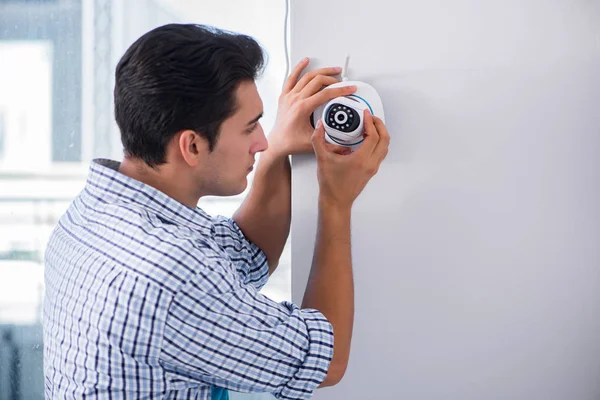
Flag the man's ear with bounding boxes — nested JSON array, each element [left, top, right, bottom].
[[178, 129, 208, 167]]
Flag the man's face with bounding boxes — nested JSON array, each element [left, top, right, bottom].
[[202, 80, 268, 196]]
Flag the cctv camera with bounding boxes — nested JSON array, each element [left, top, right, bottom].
[[312, 81, 385, 150]]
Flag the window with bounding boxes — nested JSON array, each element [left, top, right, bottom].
[[0, 1, 288, 398]]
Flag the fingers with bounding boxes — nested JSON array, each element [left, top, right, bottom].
[[352, 109, 379, 157], [282, 58, 310, 94], [304, 85, 357, 111], [371, 116, 390, 163], [298, 75, 340, 99], [292, 67, 342, 94], [351, 114, 390, 178], [311, 120, 353, 157]]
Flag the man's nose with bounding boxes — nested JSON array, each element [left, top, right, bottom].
[[251, 125, 268, 154]]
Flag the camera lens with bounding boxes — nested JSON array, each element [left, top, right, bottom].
[[334, 111, 348, 124], [325, 103, 360, 133]]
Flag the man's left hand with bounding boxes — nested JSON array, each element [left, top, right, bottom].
[[268, 58, 358, 157]]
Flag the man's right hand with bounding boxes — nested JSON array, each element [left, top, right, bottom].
[[311, 109, 390, 209]]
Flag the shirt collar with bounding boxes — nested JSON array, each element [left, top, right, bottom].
[[86, 158, 214, 232]]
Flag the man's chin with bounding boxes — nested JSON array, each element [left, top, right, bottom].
[[215, 179, 248, 197], [233, 182, 248, 196]]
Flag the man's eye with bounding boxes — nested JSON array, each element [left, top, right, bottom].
[[246, 123, 258, 134]]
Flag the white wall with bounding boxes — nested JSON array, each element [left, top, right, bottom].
[[290, 1, 600, 399]]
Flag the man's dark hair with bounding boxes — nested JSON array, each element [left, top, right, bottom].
[[114, 23, 265, 167]]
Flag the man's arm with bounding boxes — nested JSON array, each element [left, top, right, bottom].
[[233, 58, 357, 275], [161, 242, 335, 399], [232, 150, 291, 276], [302, 113, 390, 387], [301, 201, 353, 386]]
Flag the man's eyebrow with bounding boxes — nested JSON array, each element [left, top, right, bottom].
[[246, 112, 263, 126]]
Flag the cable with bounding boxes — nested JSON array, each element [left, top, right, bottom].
[[283, 0, 290, 90]]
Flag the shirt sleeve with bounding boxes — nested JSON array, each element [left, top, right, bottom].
[[211, 215, 269, 290], [159, 245, 334, 400]]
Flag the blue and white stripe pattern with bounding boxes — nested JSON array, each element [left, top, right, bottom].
[[43, 159, 333, 399]]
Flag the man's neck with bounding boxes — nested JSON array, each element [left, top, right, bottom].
[[118, 157, 200, 209]]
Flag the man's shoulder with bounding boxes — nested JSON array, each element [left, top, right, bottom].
[[51, 195, 229, 293]]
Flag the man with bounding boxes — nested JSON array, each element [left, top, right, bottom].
[[43, 23, 389, 399]]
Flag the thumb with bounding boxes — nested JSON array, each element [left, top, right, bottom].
[[312, 120, 353, 157], [311, 120, 327, 156]]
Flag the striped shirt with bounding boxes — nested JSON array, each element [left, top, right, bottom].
[[43, 158, 334, 399]]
